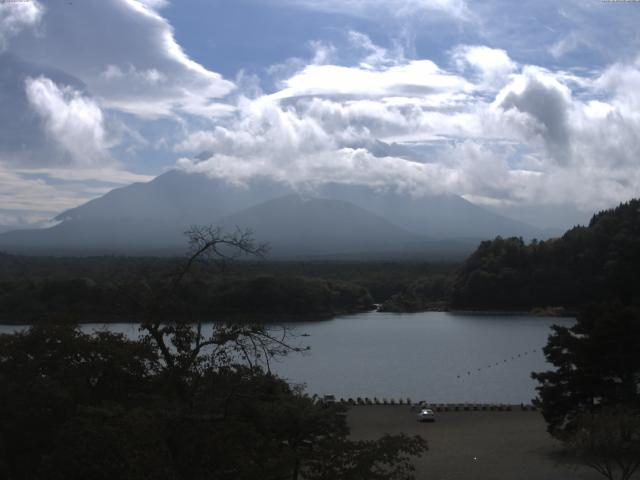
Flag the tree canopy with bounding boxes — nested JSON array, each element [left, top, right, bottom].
[[532, 304, 640, 436], [451, 199, 640, 310]]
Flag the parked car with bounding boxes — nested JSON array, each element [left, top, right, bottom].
[[417, 408, 435, 422]]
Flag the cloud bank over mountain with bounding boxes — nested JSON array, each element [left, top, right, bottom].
[[1, 0, 639, 231], [177, 35, 640, 213]]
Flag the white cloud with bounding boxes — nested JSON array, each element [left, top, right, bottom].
[[452, 45, 516, 90], [25, 76, 112, 166], [14, 166, 154, 185], [9, 0, 235, 119], [347, 31, 402, 69], [175, 35, 640, 213], [273, 60, 473, 100], [4, 1, 640, 221], [0, 167, 106, 214], [282, 0, 471, 21], [0, 0, 44, 51]]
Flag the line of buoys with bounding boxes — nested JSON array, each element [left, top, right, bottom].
[[340, 397, 414, 406], [455, 348, 542, 379], [334, 399, 538, 411]]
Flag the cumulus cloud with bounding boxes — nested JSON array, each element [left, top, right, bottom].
[[496, 68, 573, 164], [25, 76, 112, 166], [4, 0, 640, 225], [175, 34, 640, 213], [8, 0, 235, 119], [0, 0, 44, 51], [452, 45, 516, 90], [0, 0, 234, 227]]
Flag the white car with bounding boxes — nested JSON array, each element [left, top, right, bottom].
[[417, 408, 435, 422]]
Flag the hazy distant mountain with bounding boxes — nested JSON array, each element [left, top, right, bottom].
[[316, 183, 545, 240], [0, 169, 549, 257], [55, 170, 287, 225], [485, 203, 591, 234], [218, 194, 421, 257]]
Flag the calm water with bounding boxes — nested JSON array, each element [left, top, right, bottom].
[[0, 312, 572, 404]]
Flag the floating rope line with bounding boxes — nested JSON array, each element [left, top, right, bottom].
[[455, 348, 542, 379]]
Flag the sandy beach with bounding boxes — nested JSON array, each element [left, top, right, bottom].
[[348, 406, 602, 480]]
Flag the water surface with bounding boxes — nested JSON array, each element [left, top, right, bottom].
[[0, 311, 572, 404]]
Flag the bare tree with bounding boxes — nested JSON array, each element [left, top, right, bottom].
[[139, 226, 305, 395]]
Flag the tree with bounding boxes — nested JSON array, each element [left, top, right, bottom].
[[0, 325, 159, 479], [532, 304, 640, 437], [562, 408, 640, 480]]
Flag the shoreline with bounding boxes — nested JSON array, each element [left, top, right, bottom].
[[0, 307, 576, 327]]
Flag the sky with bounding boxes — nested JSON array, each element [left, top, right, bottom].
[[1, 0, 640, 230]]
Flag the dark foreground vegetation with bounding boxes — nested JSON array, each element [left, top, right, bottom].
[[0, 227, 427, 480], [0, 323, 428, 480]]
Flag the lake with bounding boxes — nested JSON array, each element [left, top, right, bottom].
[[0, 311, 572, 404]]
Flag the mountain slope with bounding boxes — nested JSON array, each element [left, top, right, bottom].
[[217, 194, 422, 257], [55, 170, 288, 225], [317, 183, 544, 240], [0, 169, 548, 256]]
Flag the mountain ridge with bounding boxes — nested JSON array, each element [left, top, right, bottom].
[[0, 170, 550, 258]]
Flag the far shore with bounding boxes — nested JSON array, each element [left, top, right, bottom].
[[0, 307, 577, 327], [347, 405, 599, 480]]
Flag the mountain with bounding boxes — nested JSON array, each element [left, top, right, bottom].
[[316, 183, 544, 240], [0, 171, 289, 254], [55, 170, 287, 226], [0, 169, 549, 257], [218, 194, 421, 258]]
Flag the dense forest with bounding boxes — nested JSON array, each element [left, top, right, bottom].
[[0, 274, 375, 324], [450, 199, 640, 310], [0, 254, 454, 323]]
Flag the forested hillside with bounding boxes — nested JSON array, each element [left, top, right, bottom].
[[450, 199, 640, 310]]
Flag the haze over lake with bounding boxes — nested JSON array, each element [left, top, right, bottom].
[[0, 312, 572, 404]]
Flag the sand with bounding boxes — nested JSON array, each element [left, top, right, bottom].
[[347, 405, 602, 480]]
